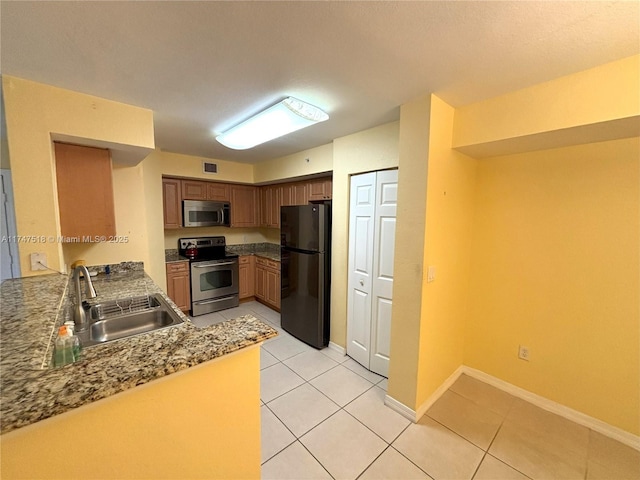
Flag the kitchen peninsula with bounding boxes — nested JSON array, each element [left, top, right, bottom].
[[0, 262, 277, 479]]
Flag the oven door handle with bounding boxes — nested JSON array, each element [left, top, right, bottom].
[[193, 261, 236, 268], [195, 295, 238, 305]]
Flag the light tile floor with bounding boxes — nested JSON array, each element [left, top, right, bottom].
[[193, 302, 640, 480]]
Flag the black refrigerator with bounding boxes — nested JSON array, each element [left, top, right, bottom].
[[280, 204, 330, 348]]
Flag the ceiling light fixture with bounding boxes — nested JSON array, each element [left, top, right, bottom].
[[215, 97, 329, 150]]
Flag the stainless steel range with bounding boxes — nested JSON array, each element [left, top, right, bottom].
[[178, 236, 239, 316]]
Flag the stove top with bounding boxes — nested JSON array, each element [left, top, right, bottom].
[[178, 236, 238, 262]]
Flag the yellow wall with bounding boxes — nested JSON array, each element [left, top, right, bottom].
[[331, 122, 400, 346], [453, 55, 640, 158], [386, 98, 431, 408], [1, 76, 154, 276], [416, 96, 477, 406], [254, 143, 333, 184], [1, 346, 262, 479], [387, 95, 477, 413], [465, 137, 640, 435]]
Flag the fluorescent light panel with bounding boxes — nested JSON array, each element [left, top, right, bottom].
[[216, 97, 329, 150]]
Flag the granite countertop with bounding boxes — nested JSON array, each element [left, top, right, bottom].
[[0, 263, 277, 435], [165, 243, 281, 263], [226, 242, 281, 262]]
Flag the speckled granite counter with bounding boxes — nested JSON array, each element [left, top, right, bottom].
[[165, 249, 188, 263], [227, 242, 281, 261], [0, 264, 277, 434]]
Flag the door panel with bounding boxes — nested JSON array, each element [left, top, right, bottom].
[[347, 172, 375, 367], [372, 297, 392, 365], [350, 289, 370, 351], [370, 170, 398, 377]]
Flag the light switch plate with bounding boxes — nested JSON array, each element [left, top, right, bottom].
[[427, 265, 436, 283]]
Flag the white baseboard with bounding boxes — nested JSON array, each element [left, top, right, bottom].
[[384, 364, 639, 451], [384, 365, 465, 422], [328, 341, 346, 356], [460, 366, 640, 452]]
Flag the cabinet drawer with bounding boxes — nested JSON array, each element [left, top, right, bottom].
[[256, 257, 279, 270], [239, 256, 252, 265], [167, 261, 189, 273]]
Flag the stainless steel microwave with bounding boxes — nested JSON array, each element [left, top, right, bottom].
[[183, 200, 231, 227]]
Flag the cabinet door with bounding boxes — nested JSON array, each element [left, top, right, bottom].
[[182, 180, 208, 200], [270, 186, 281, 228], [291, 182, 308, 205], [261, 185, 281, 228], [238, 256, 255, 299], [207, 183, 229, 201], [162, 178, 182, 229], [230, 185, 259, 227], [166, 262, 191, 312], [260, 187, 272, 227], [266, 268, 281, 309], [255, 265, 266, 300], [279, 184, 293, 207], [55, 143, 116, 239], [308, 178, 332, 201]]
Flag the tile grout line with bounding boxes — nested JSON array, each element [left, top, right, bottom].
[[262, 346, 398, 479], [386, 443, 435, 480]]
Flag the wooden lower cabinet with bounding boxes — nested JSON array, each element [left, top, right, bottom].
[[238, 256, 255, 300], [166, 261, 191, 312], [255, 257, 280, 310]]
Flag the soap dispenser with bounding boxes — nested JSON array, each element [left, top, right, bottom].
[[53, 326, 74, 367]]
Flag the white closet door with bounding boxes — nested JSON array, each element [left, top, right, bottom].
[[347, 170, 398, 377], [346, 172, 376, 368], [369, 169, 398, 377]]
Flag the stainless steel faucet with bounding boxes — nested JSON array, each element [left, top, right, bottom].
[[72, 265, 97, 332]]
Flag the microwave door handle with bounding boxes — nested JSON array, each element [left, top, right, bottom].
[[221, 207, 226, 226]]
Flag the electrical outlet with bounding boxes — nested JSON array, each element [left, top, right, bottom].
[[518, 345, 530, 361], [30, 252, 48, 271]]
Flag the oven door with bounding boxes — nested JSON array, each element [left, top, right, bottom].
[[190, 260, 239, 303]]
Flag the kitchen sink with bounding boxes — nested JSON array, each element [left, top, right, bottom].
[[76, 294, 184, 348]]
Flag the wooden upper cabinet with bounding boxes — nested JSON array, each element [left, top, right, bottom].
[[292, 182, 308, 205], [308, 177, 332, 201], [207, 183, 229, 201], [230, 185, 259, 227], [181, 180, 208, 200], [281, 181, 308, 206], [162, 178, 182, 229], [260, 185, 281, 228], [182, 179, 229, 201], [54, 143, 116, 239]]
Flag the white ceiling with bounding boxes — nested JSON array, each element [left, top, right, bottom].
[[1, 1, 638, 164]]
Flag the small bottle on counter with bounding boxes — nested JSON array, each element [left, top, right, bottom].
[[64, 321, 82, 361], [53, 326, 75, 367]]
